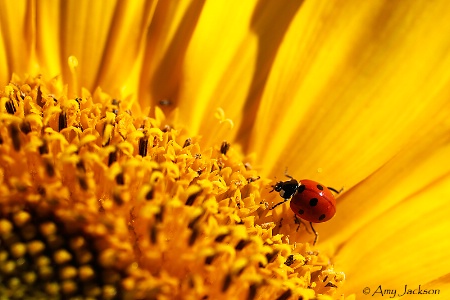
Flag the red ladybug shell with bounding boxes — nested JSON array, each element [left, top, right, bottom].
[[289, 179, 336, 223]]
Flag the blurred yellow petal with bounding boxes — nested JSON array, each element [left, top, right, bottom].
[[0, 22, 10, 82], [0, 0, 36, 79], [318, 116, 450, 297], [96, 0, 157, 95], [322, 114, 450, 243], [250, 1, 450, 188], [35, 0, 62, 78], [182, 1, 306, 141], [178, 0, 259, 136], [340, 184, 450, 297], [139, 0, 207, 109], [59, 0, 117, 90]]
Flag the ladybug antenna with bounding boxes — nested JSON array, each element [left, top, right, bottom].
[[283, 168, 293, 179], [268, 175, 279, 193]]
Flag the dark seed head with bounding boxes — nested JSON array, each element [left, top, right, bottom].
[[58, 112, 67, 132], [183, 138, 192, 148], [139, 138, 148, 157], [220, 141, 230, 155]]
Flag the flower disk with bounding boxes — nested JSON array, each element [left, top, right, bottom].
[[0, 75, 345, 299]]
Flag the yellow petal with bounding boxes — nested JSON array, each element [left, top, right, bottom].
[[138, 0, 208, 108], [250, 0, 450, 188], [35, 0, 62, 77], [319, 120, 450, 297], [96, 0, 157, 96], [59, 0, 118, 90], [337, 178, 450, 298], [0, 0, 36, 79], [0, 26, 10, 83], [181, 0, 257, 136]]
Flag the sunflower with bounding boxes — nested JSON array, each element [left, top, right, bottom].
[[1, 1, 450, 299]]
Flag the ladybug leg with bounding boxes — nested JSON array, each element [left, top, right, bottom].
[[294, 215, 312, 234], [270, 199, 288, 210], [327, 187, 343, 194], [309, 222, 319, 245], [294, 215, 301, 231]]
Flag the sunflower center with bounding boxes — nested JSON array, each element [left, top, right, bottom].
[[0, 208, 125, 299], [0, 75, 346, 299]]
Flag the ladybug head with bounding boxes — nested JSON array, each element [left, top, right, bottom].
[[270, 181, 283, 193], [270, 179, 299, 200]]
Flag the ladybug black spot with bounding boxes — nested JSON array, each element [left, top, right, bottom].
[[298, 209, 304, 215], [319, 214, 326, 221], [309, 198, 318, 206], [297, 185, 306, 193], [317, 184, 324, 190]]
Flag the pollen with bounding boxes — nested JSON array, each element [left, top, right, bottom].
[[0, 75, 347, 299]]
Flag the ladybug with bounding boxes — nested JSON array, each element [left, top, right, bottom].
[[270, 175, 340, 245]]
